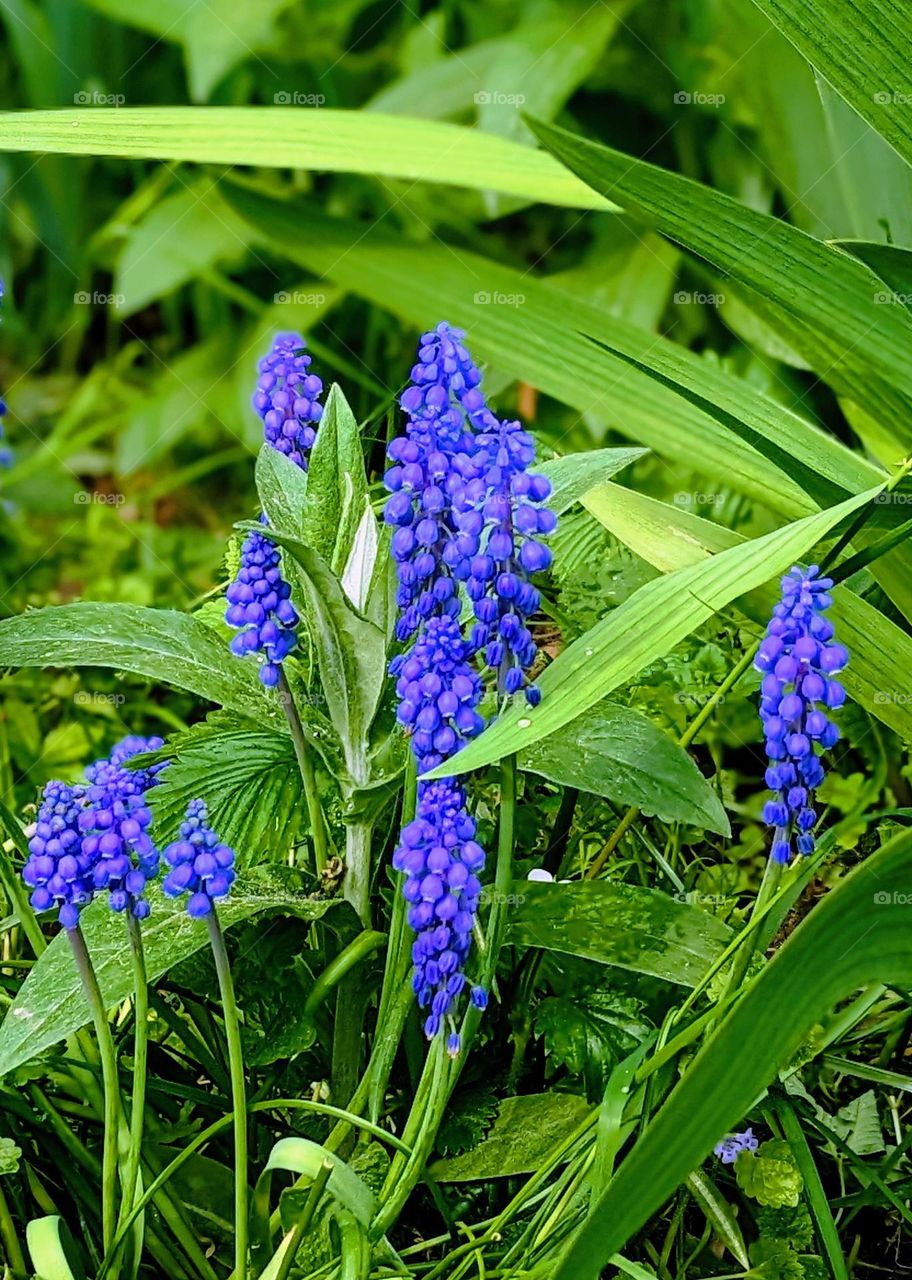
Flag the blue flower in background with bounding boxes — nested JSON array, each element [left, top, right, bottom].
[[162, 799, 236, 918], [227, 333, 324, 684], [252, 332, 323, 471], [714, 1128, 759, 1164], [755, 565, 848, 864], [23, 781, 94, 929]]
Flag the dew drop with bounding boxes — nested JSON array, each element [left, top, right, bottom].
[[517, 717, 532, 729]]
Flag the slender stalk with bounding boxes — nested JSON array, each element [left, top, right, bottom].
[[120, 913, 149, 1222], [273, 1161, 333, 1280], [206, 912, 248, 1280], [277, 669, 329, 874], [331, 818, 374, 1107], [67, 924, 120, 1258], [725, 852, 783, 995], [0, 1183, 25, 1275]]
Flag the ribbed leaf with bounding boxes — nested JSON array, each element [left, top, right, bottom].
[[551, 825, 912, 1279], [426, 487, 880, 778]]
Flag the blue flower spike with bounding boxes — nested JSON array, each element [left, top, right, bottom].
[[252, 332, 323, 471], [162, 800, 236, 919], [755, 564, 848, 864], [23, 781, 94, 929]]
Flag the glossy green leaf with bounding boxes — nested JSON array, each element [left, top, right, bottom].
[[749, 0, 912, 170], [833, 238, 912, 313], [0, 603, 279, 728], [518, 702, 729, 834], [430, 1093, 592, 1182], [507, 880, 731, 988], [585, 481, 912, 741], [685, 1170, 750, 1270], [0, 108, 615, 210], [529, 115, 912, 438], [261, 1138, 375, 1227], [427, 486, 880, 778], [301, 384, 368, 575], [0, 869, 348, 1077], [551, 825, 912, 1280], [539, 447, 648, 515], [256, 444, 309, 542]]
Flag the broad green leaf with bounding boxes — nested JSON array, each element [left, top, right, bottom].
[[0, 603, 279, 728], [225, 187, 883, 519], [256, 444, 308, 541], [148, 716, 303, 861], [26, 1216, 82, 1280], [0, 869, 349, 1077], [240, 525, 386, 782], [528, 116, 912, 439], [539, 447, 648, 515], [749, 0, 912, 171], [0, 108, 615, 211], [507, 880, 731, 988], [586, 481, 912, 741], [260, 1138, 375, 1227], [519, 702, 730, 835], [833, 238, 912, 314], [427, 486, 880, 778], [551, 825, 912, 1280], [301, 384, 368, 574], [685, 1171, 750, 1269], [429, 1093, 592, 1182]]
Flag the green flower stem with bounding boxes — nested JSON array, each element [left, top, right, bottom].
[[120, 913, 149, 1226], [725, 853, 783, 996], [206, 911, 248, 1280], [303, 929, 387, 1018], [66, 923, 121, 1259], [332, 817, 374, 1107], [277, 668, 329, 875], [0, 1182, 25, 1275], [272, 1160, 333, 1280]]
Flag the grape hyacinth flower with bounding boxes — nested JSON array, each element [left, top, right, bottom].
[[252, 332, 323, 471], [714, 1128, 759, 1164], [456, 416, 556, 703], [80, 735, 166, 919], [755, 565, 848, 864], [162, 800, 236, 918], [22, 781, 94, 928], [393, 778, 488, 1048]]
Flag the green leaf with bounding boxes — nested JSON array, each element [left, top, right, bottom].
[[300, 384, 368, 575], [518, 702, 730, 835], [0, 603, 279, 728], [507, 880, 731, 988], [833, 239, 912, 314], [255, 444, 309, 542], [585, 481, 912, 741], [685, 1170, 750, 1270], [260, 1137, 375, 1227], [26, 1216, 83, 1280], [536, 990, 651, 1097], [0, 868, 349, 1077], [748, 0, 912, 170], [0, 108, 616, 210], [0, 1136, 21, 1175], [539, 447, 648, 516], [427, 486, 880, 778], [549, 824, 912, 1280], [528, 115, 912, 438], [237, 525, 385, 783], [429, 1093, 592, 1182], [148, 715, 304, 860], [736, 1140, 804, 1208]]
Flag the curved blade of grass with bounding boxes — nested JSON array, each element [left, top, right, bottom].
[[776, 1099, 849, 1280], [551, 825, 912, 1280], [0, 107, 615, 211]]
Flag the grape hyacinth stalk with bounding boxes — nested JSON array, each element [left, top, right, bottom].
[[755, 565, 848, 865], [163, 802, 246, 1277]]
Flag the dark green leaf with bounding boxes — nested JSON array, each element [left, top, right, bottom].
[[429, 1093, 592, 1182]]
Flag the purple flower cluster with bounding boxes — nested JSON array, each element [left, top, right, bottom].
[[162, 800, 236, 919], [252, 332, 323, 470], [22, 735, 166, 927], [226, 333, 324, 685], [755, 565, 848, 864], [714, 1128, 758, 1164], [386, 322, 557, 1054]]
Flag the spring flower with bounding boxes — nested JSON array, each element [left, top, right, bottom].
[[227, 334, 324, 684], [714, 1128, 759, 1164], [162, 799, 236, 918], [22, 781, 94, 928], [755, 565, 848, 864], [252, 332, 323, 471], [393, 778, 488, 1053], [79, 735, 166, 919], [456, 416, 556, 703]]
